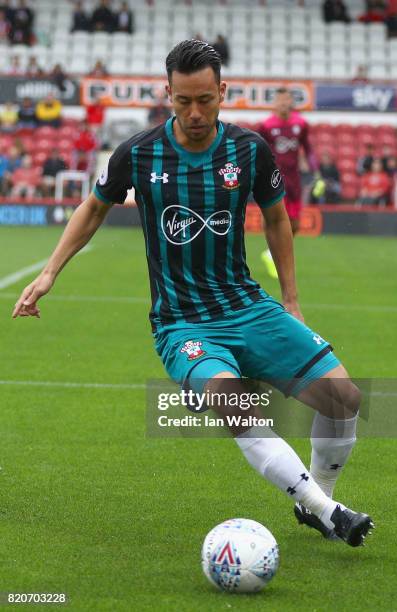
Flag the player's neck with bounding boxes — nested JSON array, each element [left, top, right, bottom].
[[276, 111, 291, 121], [172, 120, 218, 152]]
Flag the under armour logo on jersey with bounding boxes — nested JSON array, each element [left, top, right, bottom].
[[313, 334, 324, 345], [150, 172, 169, 183]]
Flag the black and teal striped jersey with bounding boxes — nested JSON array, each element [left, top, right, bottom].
[[94, 117, 285, 333]]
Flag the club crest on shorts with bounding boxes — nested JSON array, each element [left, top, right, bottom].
[[180, 340, 206, 360], [219, 162, 241, 190]]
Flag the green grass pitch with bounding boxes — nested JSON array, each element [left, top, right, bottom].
[[0, 226, 396, 611]]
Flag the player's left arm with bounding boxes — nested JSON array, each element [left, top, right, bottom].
[[261, 201, 304, 322], [252, 136, 303, 322], [301, 121, 318, 173]]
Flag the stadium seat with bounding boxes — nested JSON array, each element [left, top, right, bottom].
[[36, 126, 57, 139], [36, 139, 53, 152], [337, 145, 357, 159], [338, 158, 357, 172]]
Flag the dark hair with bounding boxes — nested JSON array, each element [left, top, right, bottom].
[[275, 87, 291, 96], [166, 39, 221, 83]]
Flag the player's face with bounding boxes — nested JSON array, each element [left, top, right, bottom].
[[166, 67, 226, 150], [274, 92, 293, 117]]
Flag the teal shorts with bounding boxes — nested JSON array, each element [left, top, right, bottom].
[[154, 296, 340, 397]]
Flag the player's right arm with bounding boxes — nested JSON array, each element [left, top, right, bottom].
[[12, 140, 133, 319], [12, 192, 111, 318]]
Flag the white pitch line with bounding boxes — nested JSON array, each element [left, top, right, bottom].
[[0, 380, 145, 390], [0, 245, 93, 290]]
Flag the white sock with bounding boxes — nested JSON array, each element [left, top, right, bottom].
[[310, 412, 357, 498], [235, 426, 341, 528]]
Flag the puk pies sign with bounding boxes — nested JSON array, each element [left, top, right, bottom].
[[81, 77, 314, 110]]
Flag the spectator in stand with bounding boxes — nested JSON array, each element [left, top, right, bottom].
[[73, 121, 98, 173], [0, 0, 14, 26], [359, 0, 387, 22], [6, 55, 24, 75], [71, 0, 90, 32], [35, 93, 63, 128], [115, 1, 134, 33], [85, 93, 106, 142], [312, 151, 341, 203], [2, 144, 22, 193], [89, 59, 109, 77], [26, 55, 44, 76], [50, 64, 68, 93], [17, 96, 37, 128], [10, 154, 40, 198], [322, 0, 351, 22], [357, 143, 375, 175], [91, 0, 115, 33], [0, 144, 9, 195], [40, 148, 68, 197], [212, 34, 230, 66], [352, 64, 370, 84], [385, 0, 397, 36], [10, 0, 34, 45], [147, 90, 171, 128], [359, 158, 391, 205], [0, 101, 18, 132], [0, 9, 11, 43], [381, 145, 397, 175]]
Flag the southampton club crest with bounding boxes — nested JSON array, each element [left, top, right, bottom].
[[180, 340, 206, 361], [219, 162, 241, 190]]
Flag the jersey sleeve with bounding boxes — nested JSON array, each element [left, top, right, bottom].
[[252, 137, 285, 209], [93, 141, 133, 205]]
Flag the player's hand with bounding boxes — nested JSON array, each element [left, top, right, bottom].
[[12, 272, 54, 319], [283, 300, 304, 323]]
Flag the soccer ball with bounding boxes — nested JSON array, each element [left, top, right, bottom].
[[201, 518, 279, 593]]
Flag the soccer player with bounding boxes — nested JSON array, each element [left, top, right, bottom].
[[258, 87, 318, 278], [12, 40, 373, 547]]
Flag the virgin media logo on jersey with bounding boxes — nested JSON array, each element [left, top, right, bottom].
[[274, 136, 299, 154], [161, 205, 232, 245]]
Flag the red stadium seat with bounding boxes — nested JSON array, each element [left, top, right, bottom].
[[341, 183, 359, 201], [0, 135, 13, 148], [59, 126, 79, 139], [378, 124, 396, 135], [57, 139, 74, 153], [338, 158, 357, 172], [337, 145, 357, 159], [14, 127, 35, 138], [316, 132, 335, 145], [32, 151, 48, 166], [36, 126, 58, 139], [336, 132, 355, 146], [315, 144, 337, 158], [379, 133, 397, 147], [19, 138, 35, 153], [335, 124, 356, 134], [315, 123, 335, 134], [36, 138, 53, 152]]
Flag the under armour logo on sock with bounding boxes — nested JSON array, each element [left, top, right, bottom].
[[330, 463, 342, 470], [287, 473, 309, 495]]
